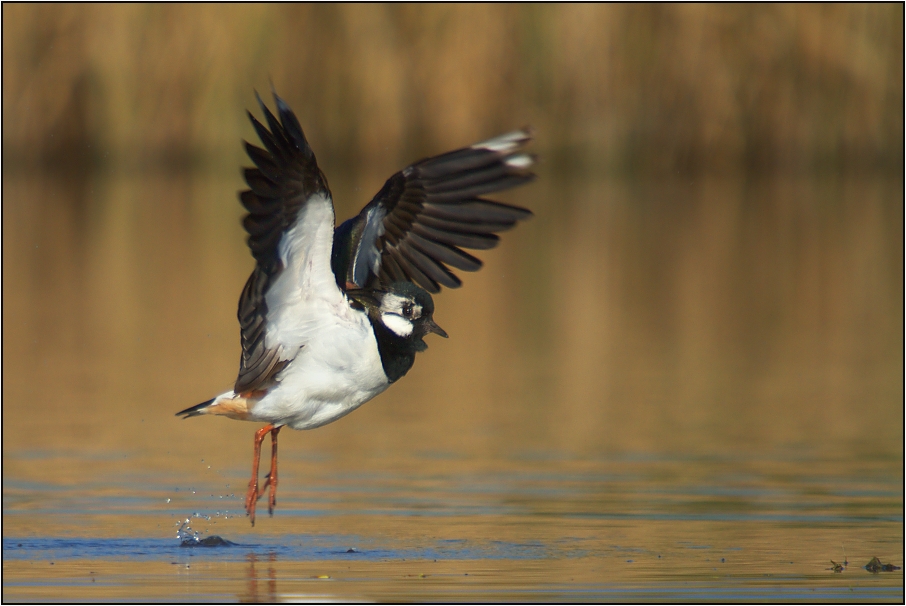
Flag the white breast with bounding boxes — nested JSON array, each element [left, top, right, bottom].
[[249, 304, 390, 430], [244, 192, 391, 430]]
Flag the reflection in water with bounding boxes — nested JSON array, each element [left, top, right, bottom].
[[2, 450, 902, 601], [2, 169, 902, 600], [243, 552, 278, 603], [2, 170, 900, 460]]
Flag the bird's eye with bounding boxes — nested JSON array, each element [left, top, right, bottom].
[[402, 303, 413, 318]]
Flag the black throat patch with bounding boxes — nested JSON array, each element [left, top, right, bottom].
[[370, 319, 426, 383]]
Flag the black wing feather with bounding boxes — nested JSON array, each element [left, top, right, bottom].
[[411, 223, 499, 250], [332, 129, 535, 293], [422, 199, 532, 223], [234, 93, 331, 394]]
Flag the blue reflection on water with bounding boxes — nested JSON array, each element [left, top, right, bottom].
[[2, 535, 550, 563]]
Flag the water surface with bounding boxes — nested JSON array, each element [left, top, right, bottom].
[[3, 170, 902, 601], [4, 449, 903, 602]]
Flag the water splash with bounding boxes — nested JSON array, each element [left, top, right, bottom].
[[175, 513, 238, 547], [175, 517, 200, 544]]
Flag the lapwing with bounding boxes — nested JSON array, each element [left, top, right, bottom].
[[178, 92, 535, 525]]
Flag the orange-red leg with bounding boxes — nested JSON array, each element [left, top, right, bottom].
[[245, 424, 276, 526], [259, 426, 281, 516]]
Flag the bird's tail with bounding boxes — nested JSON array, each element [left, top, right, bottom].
[[176, 392, 251, 421], [176, 397, 217, 419]]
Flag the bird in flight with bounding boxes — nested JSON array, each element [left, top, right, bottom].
[[177, 92, 535, 525]]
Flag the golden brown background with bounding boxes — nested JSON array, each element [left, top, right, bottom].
[[3, 4, 903, 474]]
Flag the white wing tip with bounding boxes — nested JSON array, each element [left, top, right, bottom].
[[505, 153, 534, 169], [472, 128, 533, 153]]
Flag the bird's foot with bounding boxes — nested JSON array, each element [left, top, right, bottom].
[[245, 478, 259, 526], [260, 473, 277, 515]]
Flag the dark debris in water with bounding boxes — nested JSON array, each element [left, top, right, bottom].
[[828, 556, 901, 574], [864, 557, 900, 573], [180, 535, 237, 548], [828, 547, 848, 572]]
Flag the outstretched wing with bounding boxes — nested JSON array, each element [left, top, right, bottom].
[[234, 93, 341, 394], [331, 130, 535, 293]]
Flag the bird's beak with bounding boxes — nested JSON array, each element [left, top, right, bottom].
[[426, 318, 448, 338]]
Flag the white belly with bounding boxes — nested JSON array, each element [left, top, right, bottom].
[[248, 311, 390, 430]]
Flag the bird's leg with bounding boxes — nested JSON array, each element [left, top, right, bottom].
[[245, 424, 275, 526], [259, 426, 281, 516]]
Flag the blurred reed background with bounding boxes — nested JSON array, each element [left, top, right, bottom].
[[2, 4, 903, 468], [3, 4, 903, 174]]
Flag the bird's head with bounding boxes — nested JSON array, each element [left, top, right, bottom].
[[377, 282, 447, 346], [348, 282, 447, 350]]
